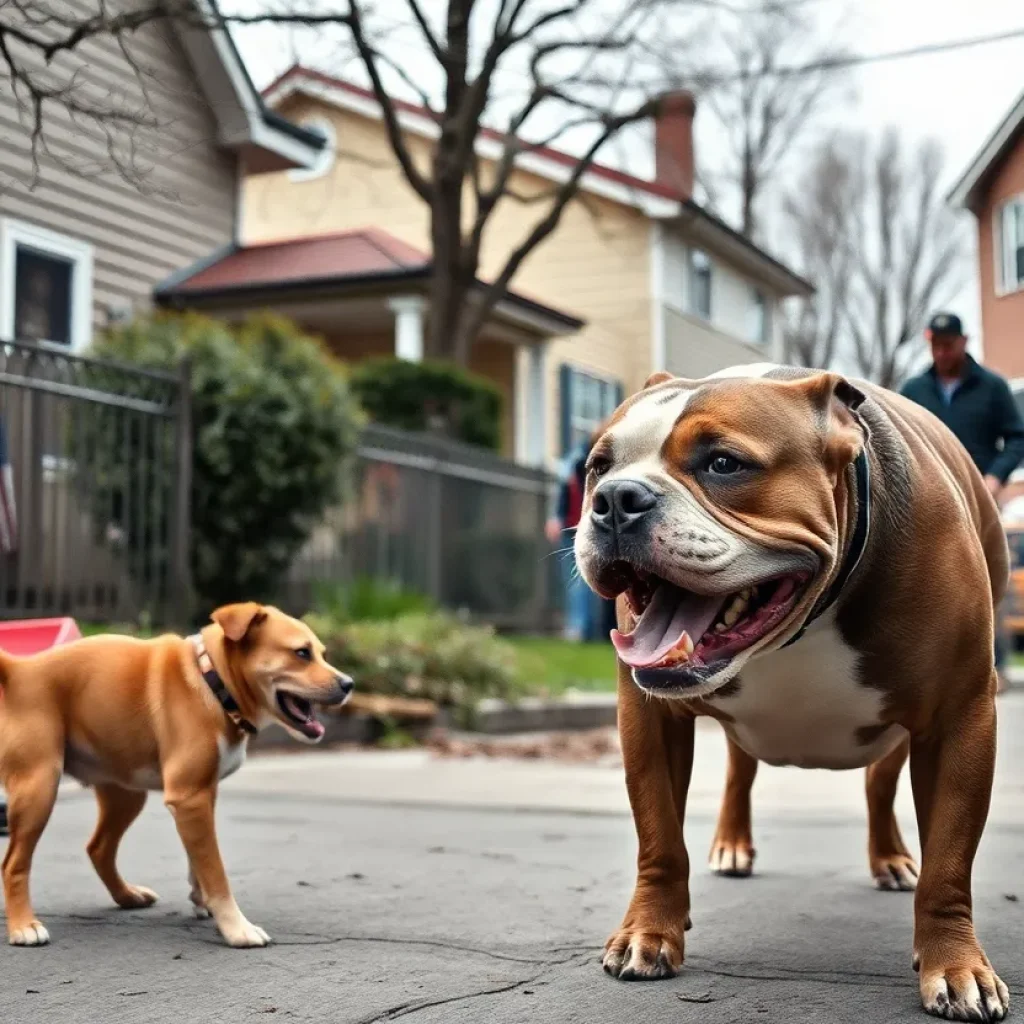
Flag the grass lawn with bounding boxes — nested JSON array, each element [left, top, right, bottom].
[[506, 636, 618, 695]]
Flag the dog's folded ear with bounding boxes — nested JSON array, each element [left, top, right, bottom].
[[643, 371, 674, 390], [787, 372, 867, 480], [212, 602, 268, 643]]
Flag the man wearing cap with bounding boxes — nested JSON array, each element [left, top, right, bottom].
[[900, 312, 1024, 689]]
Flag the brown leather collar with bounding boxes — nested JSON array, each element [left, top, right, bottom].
[[190, 634, 258, 736]]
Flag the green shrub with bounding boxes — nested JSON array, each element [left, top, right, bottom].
[[89, 312, 361, 614], [306, 611, 522, 725], [349, 357, 502, 450], [313, 578, 436, 622]]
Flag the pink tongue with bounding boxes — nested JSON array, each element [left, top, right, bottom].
[[612, 583, 725, 668], [307, 719, 325, 739]]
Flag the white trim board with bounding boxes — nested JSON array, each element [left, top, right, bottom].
[[0, 218, 93, 352]]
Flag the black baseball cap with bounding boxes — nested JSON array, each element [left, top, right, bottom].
[[927, 312, 965, 338]]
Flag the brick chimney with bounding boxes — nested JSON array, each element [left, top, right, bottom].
[[654, 91, 696, 199]]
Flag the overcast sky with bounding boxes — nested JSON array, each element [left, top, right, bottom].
[[237, 0, 1024, 353]]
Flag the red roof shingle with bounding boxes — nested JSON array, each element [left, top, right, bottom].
[[175, 227, 429, 293]]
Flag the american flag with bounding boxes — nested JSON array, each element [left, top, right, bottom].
[[0, 420, 17, 554]]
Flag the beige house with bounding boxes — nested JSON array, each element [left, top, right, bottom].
[[0, 14, 324, 351], [181, 67, 812, 467]]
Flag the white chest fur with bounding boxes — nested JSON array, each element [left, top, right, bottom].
[[713, 611, 906, 769], [217, 735, 248, 781]]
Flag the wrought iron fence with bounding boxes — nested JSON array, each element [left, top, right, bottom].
[[284, 424, 559, 631], [0, 340, 191, 624]]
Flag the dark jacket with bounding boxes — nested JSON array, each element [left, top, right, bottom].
[[899, 356, 1024, 483]]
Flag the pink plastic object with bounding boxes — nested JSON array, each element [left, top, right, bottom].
[[0, 617, 82, 656]]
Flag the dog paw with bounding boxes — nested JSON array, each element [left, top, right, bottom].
[[872, 854, 918, 892], [920, 962, 1009, 1021], [603, 929, 683, 981], [192, 904, 212, 920], [219, 918, 271, 949], [709, 840, 754, 877], [9, 921, 50, 947], [116, 885, 160, 910]]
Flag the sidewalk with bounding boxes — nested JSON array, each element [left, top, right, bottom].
[[8, 695, 1023, 1024]]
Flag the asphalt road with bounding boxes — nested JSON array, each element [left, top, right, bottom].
[[3, 700, 1024, 1024]]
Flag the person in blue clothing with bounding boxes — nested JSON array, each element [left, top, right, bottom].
[[899, 311, 1024, 690], [545, 432, 616, 642]]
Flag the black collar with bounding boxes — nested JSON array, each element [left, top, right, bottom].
[[781, 447, 872, 649], [190, 634, 258, 735]]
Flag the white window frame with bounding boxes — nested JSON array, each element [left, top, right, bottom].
[[566, 366, 619, 454], [287, 116, 337, 182], [0, 218, 93, 352], [747, 287, 771, 346], [995, 195, 1024, 297], [688, 248, 712, 321]]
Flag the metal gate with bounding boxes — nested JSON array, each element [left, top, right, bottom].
[[0, 340, 191, 625]]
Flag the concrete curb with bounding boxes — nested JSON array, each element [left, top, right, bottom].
[[248, 692, 619, 749], [472, 692, 617, 735]]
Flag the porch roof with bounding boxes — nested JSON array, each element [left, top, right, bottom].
[[154, 227, 585, 339]]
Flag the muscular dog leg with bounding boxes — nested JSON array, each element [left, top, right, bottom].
[[865, 736, 918, 891], [709, 734, 757, 877], [910, 688, 1008, 1021], [603, 665, 694, 981]]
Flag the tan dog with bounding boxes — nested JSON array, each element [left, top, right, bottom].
[[0, 602, 351, 949], [574, 365, 1009, 1020]]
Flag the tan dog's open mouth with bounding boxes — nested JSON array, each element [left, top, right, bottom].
[[608, 564, 810, 686], [275, 691, 327, 740]]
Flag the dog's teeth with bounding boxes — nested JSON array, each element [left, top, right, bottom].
[[681, 634, 694, 655], [714, 622, 728, 633], [723, 607, 740, 626]]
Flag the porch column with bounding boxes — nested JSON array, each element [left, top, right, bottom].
[[526, 342, 548, 467], [388, 295, 426, 362]]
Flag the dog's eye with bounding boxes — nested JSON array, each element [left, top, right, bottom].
[[295, 646, 313, 661], [588, 456, 611, 478], [707, 454, 744, 476]]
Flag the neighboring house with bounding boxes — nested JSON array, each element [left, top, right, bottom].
[[950, 87, 1024, 500], [950, 87, 1024, 387], [192, 67, 811, 467], [0, 15, 324, 352]]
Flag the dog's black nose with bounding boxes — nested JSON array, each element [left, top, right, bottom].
[[591, 479, 659, 534], [336, 674, 354, 696]]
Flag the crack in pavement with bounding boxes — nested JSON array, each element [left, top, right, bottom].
[[354, 952, 592, 1023]]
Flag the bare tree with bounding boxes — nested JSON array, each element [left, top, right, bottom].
[[696, 1, 852, 240], [781, 128, 965, 388], [0, 0, 713, 365], [846, 129, 964, 388], [780, 136, 858, 369]]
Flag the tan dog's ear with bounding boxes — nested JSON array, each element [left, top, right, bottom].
[[643, 371, 674, 390], [788, 372, 866, 480], [211, 602, 268, 643]]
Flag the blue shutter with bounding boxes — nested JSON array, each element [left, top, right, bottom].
[[613, 380, 625, 410], [559, 364, 574, 455]]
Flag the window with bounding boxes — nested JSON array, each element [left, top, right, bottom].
[[747, 289, 771, 345], [688, 248, 712, 320], [559, 366, 622, 454], [288, 117, 337, 182], [0, 219, 93, 351], [998, 198, 1024, 294]]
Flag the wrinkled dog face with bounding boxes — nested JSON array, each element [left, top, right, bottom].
[[212, 603, 353, 742], [573, 366, 866, 698]]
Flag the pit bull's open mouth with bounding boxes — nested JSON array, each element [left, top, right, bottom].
[[275, 691, 326, 740], [609, 564, 809, 677]]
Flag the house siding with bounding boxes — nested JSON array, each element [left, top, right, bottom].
[[0, 13, 237, 336], [662, 307, 767, 379], [243, 97, 651, 464], [978, 136, 1024, 378]]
